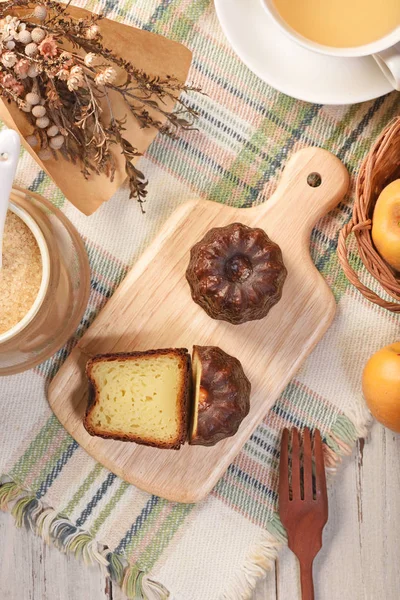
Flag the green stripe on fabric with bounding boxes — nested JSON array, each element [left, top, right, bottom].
[[317, 249, 351, 303], [347, 248, 367, 275], [352, 94, 400, 162], [266, 512, 288, 543], [29, 172, 65, 209], [32, 434, 74, 489], [323, 104, 363, 156], [214, 466, 275, 527], [333, 96, 390, 172], [135, 503, 195, 571], [84, 0, 97, 12], [90, 481, 130, 536], [245, 443, 278, 470], [330, 414, 358, 446], [85, 242, 128, 286], [48, 188, 65, 209], [117, 0, 136, 22], [10, 415, 63, 483], [62, 463, 104, 517], [208, 100, 320, 206], [282, 381, 338, 426], [123, 498, 169, 557], [169, 1, 210, 44], [151, 0, 209, 43]]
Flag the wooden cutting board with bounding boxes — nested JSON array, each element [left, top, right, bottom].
[[48, 147, 349, 503]]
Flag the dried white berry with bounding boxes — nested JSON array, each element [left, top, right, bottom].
[[33, 6, 47, 21], [20, 102, 31, 113], [1, 52, 17, 68], [36, 116, 50, 129], [85, 24, 99, 40], [31, 27, 46, 43], [56, 68, 69, 81], [32, 104, 46, 117], [40, 97, 46, 105], [94, 72, 105, 86], [49, 135, 64, 149], [25, 92, 40, 105], [84, 52, 96, 67], [70, 65, 83, 77], [38, 148, 52, 161], [18, 29, 32, 44], [5, 41, 15, 50], [67, 76, 81, 92], [46, 125, 59, 137], [26, 134, 38, 147], [25, 42, 38, 57], [27, 64, 40, 78], [95, 66, 116, 87]]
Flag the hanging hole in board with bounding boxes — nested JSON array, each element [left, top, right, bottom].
[[0, 152, 9, 162], [307, 172, 322, 187]]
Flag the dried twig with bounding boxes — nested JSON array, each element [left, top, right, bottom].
[[0, 0, 200, 206]]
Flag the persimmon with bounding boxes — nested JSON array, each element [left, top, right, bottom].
[[372, 179, 400, 271], [362, 343, 400, 433]]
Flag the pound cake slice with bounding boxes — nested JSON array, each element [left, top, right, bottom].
[[84, 349, 191, 449]]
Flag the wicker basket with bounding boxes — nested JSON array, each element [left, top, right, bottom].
[[337, 117, 400, 312]]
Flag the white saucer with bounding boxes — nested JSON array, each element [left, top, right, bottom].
[[214, 0, 394, 104]]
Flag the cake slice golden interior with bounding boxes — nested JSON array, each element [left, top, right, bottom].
[[84, 349, 190, 449], [190, 348, 202, 442]]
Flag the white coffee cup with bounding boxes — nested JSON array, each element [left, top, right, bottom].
[[260, 0, 400, 91]]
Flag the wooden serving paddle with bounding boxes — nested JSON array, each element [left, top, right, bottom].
[[48, 147, 348, 503], [279, 428, 329, 600]]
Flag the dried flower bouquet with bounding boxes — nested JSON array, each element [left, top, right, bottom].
[[0, 1, 197, 212]]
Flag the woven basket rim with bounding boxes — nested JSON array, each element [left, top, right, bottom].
[[337, 116, 400, 312]]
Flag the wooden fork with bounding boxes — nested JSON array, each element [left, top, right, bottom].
[[279, 428, 328, 600]]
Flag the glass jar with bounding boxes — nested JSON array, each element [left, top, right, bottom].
[[0, 186, 90, 375]]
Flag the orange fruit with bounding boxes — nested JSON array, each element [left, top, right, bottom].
[[372, 179, 400, 271], [362, 342, 400, 433]]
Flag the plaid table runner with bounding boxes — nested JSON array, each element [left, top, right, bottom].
[[1, 1, 399, 599]]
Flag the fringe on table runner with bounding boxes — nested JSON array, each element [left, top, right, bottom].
[[0, 405, 371, 600], [0, 479, 168, 600]]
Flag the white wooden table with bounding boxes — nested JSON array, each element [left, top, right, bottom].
[[1, 423, 399, 600]]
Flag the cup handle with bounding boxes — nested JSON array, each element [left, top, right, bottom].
[[373, 43, 400, 91]]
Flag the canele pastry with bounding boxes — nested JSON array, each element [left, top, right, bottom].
[[186, 222, 287, 324], [190, 345, 251, 446]]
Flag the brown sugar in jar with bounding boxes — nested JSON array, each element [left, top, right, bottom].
[[0, 210, 42, 335], [0, 187, 90, 376]]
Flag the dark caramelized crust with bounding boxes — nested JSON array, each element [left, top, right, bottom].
[[186, 222, 287, 324], [84, 349, 191, 449], [190, 345, 251, 446]]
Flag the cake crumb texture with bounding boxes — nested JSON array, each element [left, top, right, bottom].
[[84, 350, 190, 448]]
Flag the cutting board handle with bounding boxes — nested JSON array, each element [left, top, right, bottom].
[[249, 147, 349, 244]]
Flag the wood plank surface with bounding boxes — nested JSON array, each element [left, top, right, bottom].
[[2, 423, 400, 599], [48, 147, 349, 503]]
